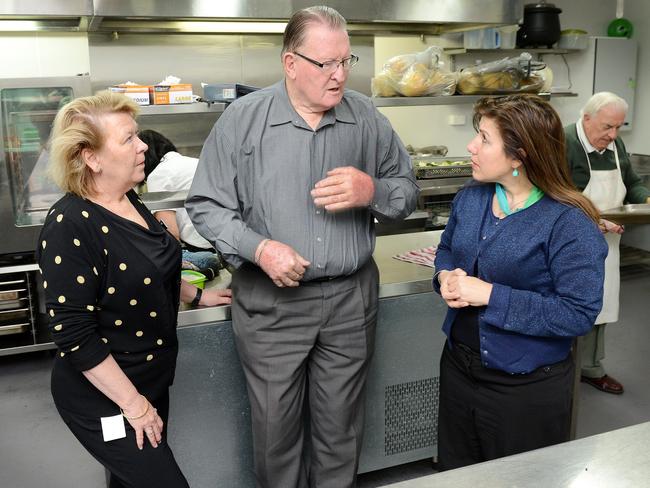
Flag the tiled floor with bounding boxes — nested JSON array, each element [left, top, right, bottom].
[[2, 249, 649, 488]]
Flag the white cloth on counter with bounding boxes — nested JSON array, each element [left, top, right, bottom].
[[392, 245, 437, 268]]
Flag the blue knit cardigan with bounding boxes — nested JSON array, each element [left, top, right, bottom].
[[433, 182, 607, 374]]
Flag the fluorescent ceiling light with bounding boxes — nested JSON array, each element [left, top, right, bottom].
[[186, 22, 287, 33], [98, 20, 289, 34], [0, 20, 40, 31]]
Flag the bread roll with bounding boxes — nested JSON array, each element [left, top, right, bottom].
[[371, 73, 398, 97]]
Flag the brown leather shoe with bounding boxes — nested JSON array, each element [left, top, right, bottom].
[[581, 375, 624, 394]]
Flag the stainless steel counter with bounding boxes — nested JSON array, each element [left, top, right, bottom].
[[169, 232, 449, 486], [177, 230, 442, 326], [384, 421, 650, 488]]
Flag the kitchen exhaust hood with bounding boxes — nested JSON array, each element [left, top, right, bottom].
[[1, 0, 521, 34], [0, 0, 92, 31]]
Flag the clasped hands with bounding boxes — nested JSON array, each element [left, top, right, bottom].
[[438, 268, 493, 308], [256, 167, 374, 287]]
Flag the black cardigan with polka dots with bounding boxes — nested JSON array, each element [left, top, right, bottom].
[[37, 190, 182, 405]]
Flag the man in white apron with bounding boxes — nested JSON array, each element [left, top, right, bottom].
[[564, 92, 650, 394]]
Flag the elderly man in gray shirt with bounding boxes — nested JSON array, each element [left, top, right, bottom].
[[186, 6, 418, 488]]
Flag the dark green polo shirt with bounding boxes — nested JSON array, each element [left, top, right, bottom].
[[564, 123, 649, 203]]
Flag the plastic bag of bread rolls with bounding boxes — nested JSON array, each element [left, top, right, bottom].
[[371, 46, 456, 97], [456, 52, 550, 95]]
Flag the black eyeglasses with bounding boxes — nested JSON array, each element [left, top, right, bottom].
[[294, 52, 359, 73]]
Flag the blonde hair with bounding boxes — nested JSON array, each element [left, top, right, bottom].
[[48, 90, 139, 198]]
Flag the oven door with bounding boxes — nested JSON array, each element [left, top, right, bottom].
[[418, 176, 471, 229], [0, 76, 91, 260]]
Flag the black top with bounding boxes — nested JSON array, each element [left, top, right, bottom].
[[450, 253, 481, 352], [450, 307, 481, 352], [449, 199, 502, 352], [37, 190, 181, 415]]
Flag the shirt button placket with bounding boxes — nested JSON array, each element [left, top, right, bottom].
[[312, 130, 326, 274]]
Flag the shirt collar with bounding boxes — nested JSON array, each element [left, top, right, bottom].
[[268, 80, 296, 126], [576, 117, 615, 154], [268, 80, 356, 128], [332, 97, 355, 124]]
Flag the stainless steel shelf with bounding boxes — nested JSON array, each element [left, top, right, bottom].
[[546, 91, 579, 98], [373, 91, 576, 107], [445, 48, 580, 55], [0, 342, 56, 357], [138, 102, 226, 116], [418, 176, 471, 196], [373, 95, 481, 107], [0, 263, 40, 275], [140, 190, 187, 211]]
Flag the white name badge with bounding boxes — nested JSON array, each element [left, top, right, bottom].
[[101, 414, 127, 442]]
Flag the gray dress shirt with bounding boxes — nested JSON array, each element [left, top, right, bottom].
[[186, 80, 418, 280]]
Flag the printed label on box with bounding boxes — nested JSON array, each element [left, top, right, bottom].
[[150, 84, 193, 105], [108, 85, 151, 106], [222, 88, 236, 100]]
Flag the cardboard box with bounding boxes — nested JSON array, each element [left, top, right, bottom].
[[150, 84, 193, 105], [108, 85, 151, 106]]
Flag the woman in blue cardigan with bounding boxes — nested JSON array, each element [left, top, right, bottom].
[[434, 95, 607, 471]]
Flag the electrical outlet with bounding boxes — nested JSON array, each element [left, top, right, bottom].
[[447, 114, 467, 126]]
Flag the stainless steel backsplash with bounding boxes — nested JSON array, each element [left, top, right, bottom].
[[88, 33, 374, 155]]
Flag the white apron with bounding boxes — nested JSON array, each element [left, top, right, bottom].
[[580, 136, 626, 324]]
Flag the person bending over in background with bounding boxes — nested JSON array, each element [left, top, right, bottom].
[[37, 91, 230, 488], [565, 91, 650, 395], [186, 5, 418, 487], [433, 95, 607, 471], [139, 129, 225, 281]]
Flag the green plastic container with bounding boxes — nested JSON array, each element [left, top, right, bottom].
[[181, 270, 207, 289]]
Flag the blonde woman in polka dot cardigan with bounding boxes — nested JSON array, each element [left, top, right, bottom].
[[37, 91, 231, 488]]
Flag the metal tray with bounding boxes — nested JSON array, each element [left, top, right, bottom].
[[412, 157, 472, 179], [0, 298, 26, 311], [0, 279, 26, 287], [0, 289, 25, 301], [601, 204, 650, 225], [0, 322, 30, 336], [0, 307, 29, 324]]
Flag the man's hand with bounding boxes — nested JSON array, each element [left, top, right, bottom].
[[257, 240, 310, 287], [311, 166, 375, 211]]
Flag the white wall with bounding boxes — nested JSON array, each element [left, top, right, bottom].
[[0, 0, 645, 155], [624, 0, 650, 154], [375, 0, 626, 156], [374, 35, 475, 157], [0, 33, 89, 78]]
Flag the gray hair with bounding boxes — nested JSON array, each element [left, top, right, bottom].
[[580, 91, 628, 117], [282, 5, 347, 56]]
